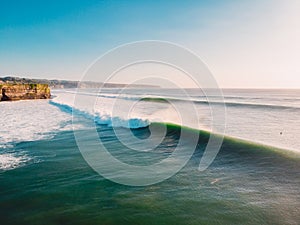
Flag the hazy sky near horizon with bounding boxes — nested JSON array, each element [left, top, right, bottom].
[[0, 0, 299, 88]]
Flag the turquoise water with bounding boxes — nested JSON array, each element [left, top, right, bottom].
[[0, 89, 300, 224]]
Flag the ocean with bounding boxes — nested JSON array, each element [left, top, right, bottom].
[[0, 88, 299, 224]]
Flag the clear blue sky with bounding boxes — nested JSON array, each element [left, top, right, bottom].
[[0, 0, 299, 88]]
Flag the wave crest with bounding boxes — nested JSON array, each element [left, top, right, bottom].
[[50, 98, 150, 129]]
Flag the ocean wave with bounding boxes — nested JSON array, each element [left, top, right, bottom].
[[50, 91, 300, 153], [57, 90, 300, 110], [153, 122, 300, 156], [138, 96, 300, 110], [49, 100, 150, 129], [137, 97, 300, 110]]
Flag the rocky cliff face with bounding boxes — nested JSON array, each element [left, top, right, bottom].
[[0, 84, 51, 101]]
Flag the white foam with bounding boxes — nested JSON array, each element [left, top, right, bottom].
[[0, 152, 30, 170], [0, 99, 72, 148]]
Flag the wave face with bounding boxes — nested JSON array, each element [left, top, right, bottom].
[[51, 89, 300, 153]]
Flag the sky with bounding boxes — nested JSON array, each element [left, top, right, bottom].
[[0, 0, 299, 88]]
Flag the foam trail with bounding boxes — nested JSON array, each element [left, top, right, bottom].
[[0, 153, 31, 171], [0, 100, 72, 148]]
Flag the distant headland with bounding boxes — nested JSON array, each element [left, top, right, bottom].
[[0, 76, 159, 101], [0, 76, 159, 89]]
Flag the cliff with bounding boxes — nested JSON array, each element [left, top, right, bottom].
[[0, 84, 51, 101]]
